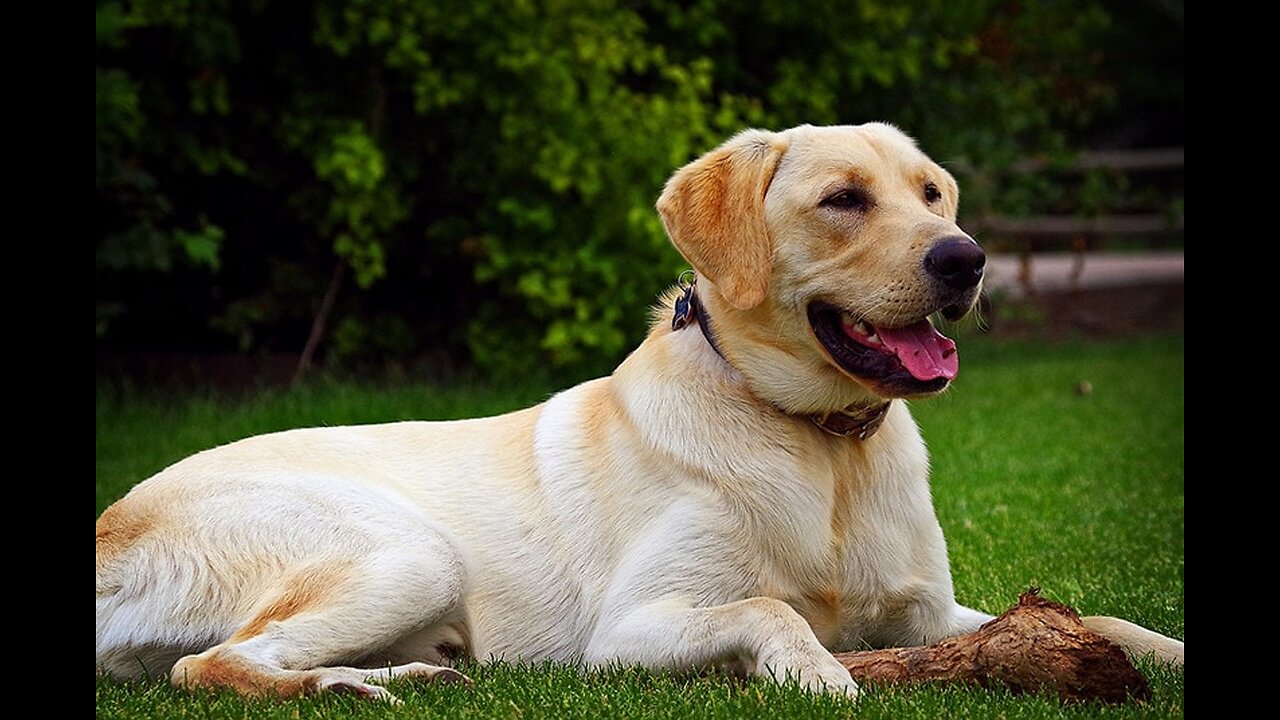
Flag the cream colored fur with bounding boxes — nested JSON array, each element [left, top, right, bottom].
[[96, 123, 1182, 702]]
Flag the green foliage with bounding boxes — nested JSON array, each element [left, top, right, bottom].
[[95, 0, 1182, 377]]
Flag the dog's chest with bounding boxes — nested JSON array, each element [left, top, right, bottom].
[[757, 439, 953, 650], [784, 544, 947, 651]]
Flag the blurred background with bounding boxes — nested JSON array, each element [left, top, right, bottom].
[[95, 0, 1184, 388]]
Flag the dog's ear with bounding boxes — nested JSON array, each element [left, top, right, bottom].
[[656, 129, 788, 310]]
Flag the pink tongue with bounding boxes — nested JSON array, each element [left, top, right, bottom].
[[875, 320, 958, 381]]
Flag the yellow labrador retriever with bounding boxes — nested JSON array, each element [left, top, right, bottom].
[[96, 123, 1183, 701]]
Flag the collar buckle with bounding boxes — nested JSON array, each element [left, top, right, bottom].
[[671, 270, 697, 331]]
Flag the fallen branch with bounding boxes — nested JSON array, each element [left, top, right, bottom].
[[833, 588, 1151, 704]]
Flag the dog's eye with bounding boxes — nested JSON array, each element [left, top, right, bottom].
[[924, 182, 941, 203], [821, 189, 872, 211]]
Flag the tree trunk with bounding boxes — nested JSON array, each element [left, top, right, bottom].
[[293, 260, 346, 386]]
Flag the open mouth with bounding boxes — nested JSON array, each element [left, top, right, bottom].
[[807, 302, 958, 396]]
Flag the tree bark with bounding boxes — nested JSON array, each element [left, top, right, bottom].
[[833, 588, 1151, 704]]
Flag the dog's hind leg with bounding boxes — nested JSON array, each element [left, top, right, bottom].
[[168, 534, 473, 703]]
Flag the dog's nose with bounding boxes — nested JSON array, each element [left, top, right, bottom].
[[925, 237, 985, 290]]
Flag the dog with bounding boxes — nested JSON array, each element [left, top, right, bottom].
[[96, 123, 1184, 702]]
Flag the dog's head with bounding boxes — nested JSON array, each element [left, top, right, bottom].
[[657, 123, 984, 415]]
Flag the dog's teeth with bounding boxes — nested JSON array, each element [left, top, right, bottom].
[[839, 312, 883, 345], [856, 321, 882, 344]]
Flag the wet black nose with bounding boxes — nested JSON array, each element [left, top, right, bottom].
[[925, 237, 985, 290]]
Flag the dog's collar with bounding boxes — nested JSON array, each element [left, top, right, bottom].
[[670, 273, 892, 441], [807, 402, 892, 440], [671, 271, 725, 358]]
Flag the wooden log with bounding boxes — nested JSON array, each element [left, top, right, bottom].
[[833, 588, 1151, 704]]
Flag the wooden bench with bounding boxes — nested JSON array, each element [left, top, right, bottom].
[[958, 148, 1184, 294]]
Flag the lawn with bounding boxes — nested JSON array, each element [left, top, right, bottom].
[[95, 332, 1184, 719]]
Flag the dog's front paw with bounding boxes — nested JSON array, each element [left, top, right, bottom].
[[766, 656, 860, 700], [804, 657, 861, 699]]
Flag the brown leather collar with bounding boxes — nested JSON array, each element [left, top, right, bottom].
[[671, 274, 892, 441], [808, 402, 892, 440]]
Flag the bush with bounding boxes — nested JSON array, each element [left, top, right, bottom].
[[95, 0, 1181, 380]]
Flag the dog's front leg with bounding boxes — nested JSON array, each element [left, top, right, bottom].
[[585, 596, 859, 698], [947, 604, 996, 637], [1081, 616, 1184, 666]]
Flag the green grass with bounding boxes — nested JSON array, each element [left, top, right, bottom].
[[95, 332, 1184, 719]]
